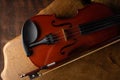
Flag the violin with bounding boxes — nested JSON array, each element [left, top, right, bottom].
[[22, 2, 120, 69]]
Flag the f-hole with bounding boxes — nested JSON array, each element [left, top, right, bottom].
[[51, 20, 72, 28], [51, 20, 76, 55], [60, 39, 77, 55]]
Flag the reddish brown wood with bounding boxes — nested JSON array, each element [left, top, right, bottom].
[[0, 0, 53, 80], [1, 0, 120, 80], [27, 3, 119, 67]]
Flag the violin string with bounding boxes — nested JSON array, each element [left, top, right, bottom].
[[52, 26, 93, 38], [53, 25, 118, 42], [53, 20, 119, 41], [54, 29, 80, 37], [53, 26, 102, 40], [55, 28, 98, 41], [53, 20, 105, 35], [51, 24, 89, 35], [52, 15, 120, 37], [52, 27, 79, 36], [53, 25, 113, 40], [39, 15, 120, 44], [54, 30, 119, 43], [53, 33, 79, 42], [53, 30, 81, 41]]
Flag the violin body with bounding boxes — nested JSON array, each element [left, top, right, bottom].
[[22, 3, 119, 67]]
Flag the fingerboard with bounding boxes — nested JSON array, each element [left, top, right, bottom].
[[79, 15, 120, 34]]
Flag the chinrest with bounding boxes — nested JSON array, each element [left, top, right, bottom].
[[22, 20, 38, 56]]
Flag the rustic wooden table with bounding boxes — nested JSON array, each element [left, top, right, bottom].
[[0, 0, 53, 80], [0, 0, 120, 80]]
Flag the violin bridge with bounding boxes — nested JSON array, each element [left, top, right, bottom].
[[61, 28, 67, 41]]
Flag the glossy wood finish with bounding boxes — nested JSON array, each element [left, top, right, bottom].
[[0, 0, 53, 80], [28, 3, 119, 67], [1, 0, 85, 79], [2, 36, 120, 80], [1, 0, 120, 80]]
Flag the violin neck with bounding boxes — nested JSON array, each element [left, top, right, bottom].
[[79, 15, 120, 34]]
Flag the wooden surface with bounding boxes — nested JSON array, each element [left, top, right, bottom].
[[1, 36, 38, 80], [1, 35, 120, 80], [1, 0, 120, 80], [0, 0, 53, 80], [41, 42, 120, 80]]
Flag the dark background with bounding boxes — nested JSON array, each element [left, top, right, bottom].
[[0, 0, 120, 80], [0, 0, 53, 79]]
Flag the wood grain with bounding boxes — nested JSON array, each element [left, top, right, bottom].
[[0, 0, 120, 80], [1, 36, 120, 80], [41, 42, 120, 80], [1, 0, 83, 79], [1, 36, 38, 80], [0, 0, 53, 80], [93, 0, 120, 13]]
